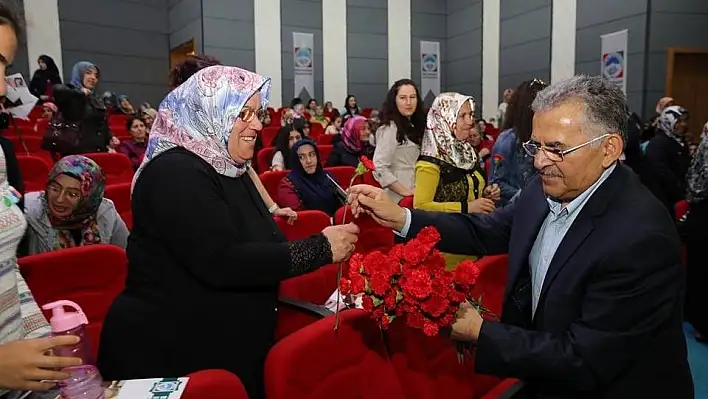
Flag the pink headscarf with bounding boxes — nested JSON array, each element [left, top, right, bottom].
[[341, 115, 367, 153]]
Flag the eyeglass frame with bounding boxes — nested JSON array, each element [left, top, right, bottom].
[[522, 133, 611, 162], [238, 106, 268, 124]]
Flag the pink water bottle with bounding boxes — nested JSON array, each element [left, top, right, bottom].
[[42, 300, 105, 399]]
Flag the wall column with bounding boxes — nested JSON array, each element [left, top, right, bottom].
[[387, 0, 411, 87], [550, 0, 577, 83], [23, 0, 63, 77], [254, 0, 282, 107], [481, 0, 500, 121]]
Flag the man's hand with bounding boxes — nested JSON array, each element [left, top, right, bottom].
[[450, 302, 484, 342], [0, 336, 83, 391], [348, 184, 407, 231]]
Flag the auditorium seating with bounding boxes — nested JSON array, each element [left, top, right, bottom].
[[182, 369, 249, 399], [84, 153, 134, 185], [334, 205, 394, 253], [19, 245, 127, 361], [17, 154, 50, 192], [104, 182, 133, 230]]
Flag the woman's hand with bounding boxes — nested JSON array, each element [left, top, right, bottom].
[[467, 198, 496, 214], [322, 223, 360, 263], [482, 183, 501, 201], [274, 207, 298, 225], [81, 87, 91, 96], [0, 336, 83, 391], [478, 148, 491, 159], [109, 136, 120, 148]]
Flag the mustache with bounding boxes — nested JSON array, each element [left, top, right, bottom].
[[539, 167, 562, 177]]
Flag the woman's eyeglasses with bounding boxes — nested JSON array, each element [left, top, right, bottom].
[[522, 134, 610, 162], [47, 183, 82, 200], [239, 107, 267, 124]]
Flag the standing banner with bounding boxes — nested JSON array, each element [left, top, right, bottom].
[[420, 41, 441, 98], [600, 29, 628, 94], [293, 32, 315, 99]]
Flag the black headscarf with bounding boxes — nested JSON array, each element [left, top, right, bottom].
[[29, 55, 62, 98], [286, 138, 342, 215]]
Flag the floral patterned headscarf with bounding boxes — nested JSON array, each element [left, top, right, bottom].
[[657, 105, 689, 145], [687, 122, 708, 202], [420, 92, 478, 170], [135, 65, 271, 188], [43, 155, 106, 249]]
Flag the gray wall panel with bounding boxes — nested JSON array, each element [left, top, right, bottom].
[[444, 0, 481, 111], [411, 0, 446, 105], [499, 0, 551, 98], [346, 0, 387, 108], [168, 0, 201, 51], [281, 0, 323, 104], [59, 0, 169, 106]]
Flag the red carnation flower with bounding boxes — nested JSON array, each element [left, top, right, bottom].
[[401, 269, 433, 300], [362, 295, 374, 312], [454, 260, 481, 289], [423, 319, 440, 337], [360, 155, 376, 171], [421, 293, 449, 318], [339, 278, 351, 295]]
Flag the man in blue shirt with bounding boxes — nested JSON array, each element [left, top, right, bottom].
[[348, 75, 692, 399]]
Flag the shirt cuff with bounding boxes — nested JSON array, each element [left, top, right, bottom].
[[394, 208, 412, 238]]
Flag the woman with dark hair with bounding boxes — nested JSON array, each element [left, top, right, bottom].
[[117, 116, 148, 170], [488, 78, 548, 206], [278, 138, 343, 215], [372, 79, 425, 203], [270, 125, 303, 171], [166, 54, 297, 221], [341, 94, 360, 122], [168, 54, 222, 88], [0, 3, 84, 396], [29, 55, 61, 101]]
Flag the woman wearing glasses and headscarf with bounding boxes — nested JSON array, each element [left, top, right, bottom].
[[97, 66, 359, 399]]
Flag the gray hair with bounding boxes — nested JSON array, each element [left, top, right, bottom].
[[531, 75, 628, 148]]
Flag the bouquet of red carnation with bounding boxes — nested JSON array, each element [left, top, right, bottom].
[[339, 226, 494, 338]]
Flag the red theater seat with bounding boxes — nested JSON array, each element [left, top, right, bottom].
[[256, 147, 276, 173], [274, 210, 330, 241], [182, 369, 249, 399], [259, 170, 288, 205], [84, 153, 134, 185], [19, 245, 127, 361], [104, 183, 132, 230], [335, 205, 394, 253], [17, 155, 50, 192]]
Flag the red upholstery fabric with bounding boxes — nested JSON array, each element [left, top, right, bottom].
[[361, 171, 380, 187], [17, 155, 50, 192], [84, 153, 134, 185], [310, 123, 325, 138], [256, 147, 276, 173], [324, 166, 355, 187], [183, 369, 249, 399], [470, 255, 509, 317], [261, 127, 280, 147], [398, 196, 414, 208], [265, 309, 406, 399], [318, 145, 333, 166], [334, 206, 394, 253], [104, 183, 132, 230], [276, 264, 338, 340], [317, 134, 335, 145], [274, 210, 330, 241], [108, 114, 129, 126], [485, 157, 492, 180], [259, 170, 288, 205], [675, 200, 689, 220], [19, 245, 127, 361]]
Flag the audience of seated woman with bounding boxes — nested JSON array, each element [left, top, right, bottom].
[[270, 125, 303, 171], [414, 93, 499, 270], [117, 116, 148, 170], [278, 138, 343, 215], [140, 107, 156, 130], [116, 95, 135, 115], [327, 115, 374, 167], [24, 155, 129, 255], [325, 115, 343, 136]]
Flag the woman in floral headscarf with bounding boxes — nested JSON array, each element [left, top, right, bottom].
[[644, 105, 691, 218], [97, 66, 359, 398], [684, 121, 708, 343], [327, 115, 374, 167], [24, 155, 129, 254], [414, 93, 499, 269]]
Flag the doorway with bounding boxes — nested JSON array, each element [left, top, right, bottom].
[[170, 39, 196, 70], [665, 47, 708, 143]]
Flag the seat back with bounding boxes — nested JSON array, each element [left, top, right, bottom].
[[183, 369, 249, 399], [19, 245, 127, 361], [265, 309, 406, 399], [318, 145, 333, 165], [17, 155, 50, 192], [84, 153, 134, 185], [334, 206, 394, 253], [259, 170, 288, 205], [398, 195, 414, 209], [104, 183, 132, 230], [261, 127, 280, 147], [471, 255, 509, 317], [256, 147, 276, 173], [274, 210, 330, 241], [324, 166, 355, 188]]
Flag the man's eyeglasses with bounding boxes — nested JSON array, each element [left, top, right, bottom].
[[522, 134, 610, 162], [238, 107, 267, 124]]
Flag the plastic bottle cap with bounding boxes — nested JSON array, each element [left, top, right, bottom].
[[41, 300, 88, 333]]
